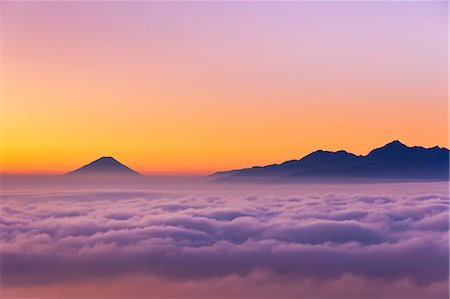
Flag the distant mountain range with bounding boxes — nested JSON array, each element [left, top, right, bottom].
[[66, 157, 141, 176], [210, 141, 449, 183]]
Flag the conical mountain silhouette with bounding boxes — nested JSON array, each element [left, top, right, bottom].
[[66, 157, 141, 176], [211, 140, 449, 183]]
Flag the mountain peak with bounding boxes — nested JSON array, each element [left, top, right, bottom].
[[300, 149, 357, 163], [96, 156, 119, 163], [384, 140, 407, 148], [66, 156, 141, 176], [367, 140, 409, 153]]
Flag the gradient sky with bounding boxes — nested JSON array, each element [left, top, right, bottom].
[[0, 1, 448, 175]]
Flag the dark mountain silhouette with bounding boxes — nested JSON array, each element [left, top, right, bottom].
[[210, 141, 449, 183], [66, 157, 141, 176]]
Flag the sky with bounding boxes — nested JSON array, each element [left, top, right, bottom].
[[0, 1, 448, 175]]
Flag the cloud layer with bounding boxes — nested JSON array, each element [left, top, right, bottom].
[[1, 187, 448, 298]]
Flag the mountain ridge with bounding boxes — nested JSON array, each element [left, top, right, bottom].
[[210, 141, 449, 183]]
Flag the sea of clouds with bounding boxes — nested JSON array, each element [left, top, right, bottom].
[[1, 184, 449, 298]]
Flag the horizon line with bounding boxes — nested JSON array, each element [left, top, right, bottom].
[[1, 139, 449, 176]]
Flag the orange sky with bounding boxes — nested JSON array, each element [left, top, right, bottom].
[[0, 2, 448, 175]]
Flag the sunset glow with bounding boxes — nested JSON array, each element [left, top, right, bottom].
[[1, 2, 449, 299], [1, 1, 447, 175]]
